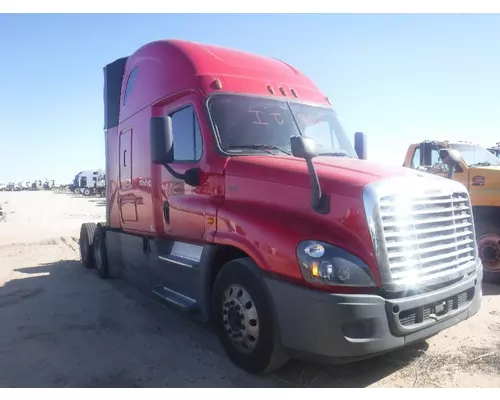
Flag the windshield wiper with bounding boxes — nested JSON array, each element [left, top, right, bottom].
[[226, 144, 291, 155], [317, 151, 353, 158], [470, 161, 492, 167]]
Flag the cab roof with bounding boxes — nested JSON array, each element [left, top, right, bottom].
[[103, 39, 330, 129]]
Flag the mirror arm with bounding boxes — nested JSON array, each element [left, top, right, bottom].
[[163, 163, 185, 180], [162, 163, 202, 187], [305, 158, 330, 214]]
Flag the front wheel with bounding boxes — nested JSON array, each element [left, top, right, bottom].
[[212, 258, 288, 374], [476, 220, 500, 284]]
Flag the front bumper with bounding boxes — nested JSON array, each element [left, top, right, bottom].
[[264, 260, 483, 363]]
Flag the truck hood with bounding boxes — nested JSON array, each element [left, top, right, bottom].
[[224, 155, 439, 197]]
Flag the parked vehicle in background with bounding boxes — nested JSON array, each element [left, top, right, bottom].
[[43, 179, 56, 190], [18, 181, 29, 191], [8, 182, 20, 191], [79, 39, 482, 374], [403, 140, 500, 283], [94, 173, 106, 197], [30, 180, 43, 190], [487, 143, 500, 158], [70, 169, 104, 195]]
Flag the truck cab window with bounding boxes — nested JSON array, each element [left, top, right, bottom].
[[411, 147, 420, 168], [170, 105, 203, 162], [412, 146, 450, 173], [207, 94, 356, 158], [123, 67, 139, 105]]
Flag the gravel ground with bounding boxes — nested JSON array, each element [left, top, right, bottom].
[[0, 190, 499, 388]]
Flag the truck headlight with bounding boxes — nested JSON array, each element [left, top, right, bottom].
[[297, 240, 376, 287]]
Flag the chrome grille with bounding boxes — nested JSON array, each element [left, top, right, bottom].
[[364, 176, 478, 290]]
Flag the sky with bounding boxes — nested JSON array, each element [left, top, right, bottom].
[[0, 13, 499, 184]]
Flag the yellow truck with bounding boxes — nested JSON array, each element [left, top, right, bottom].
[[403, 140, 500, 283]]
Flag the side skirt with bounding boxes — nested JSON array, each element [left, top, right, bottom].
[[104, 229, 215, 322]]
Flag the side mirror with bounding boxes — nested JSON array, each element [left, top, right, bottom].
[[150, 116, 174, 164], [291, 135, 317, 159], [439, 148, 461, 167], [290, 135, 329, 214], [354, 132, 367, 160], [420, 142, 433, 167]]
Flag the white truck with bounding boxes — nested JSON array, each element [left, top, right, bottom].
[[71, 169, 104, 196], [94, 173, 106, 197], [19, 181, 31, 191]]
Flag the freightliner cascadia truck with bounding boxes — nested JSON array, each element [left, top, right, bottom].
[[79, 39, 483, 374]]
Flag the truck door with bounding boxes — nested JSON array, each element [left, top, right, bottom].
[[160, 98, 208, 242], [119, 128, 138, 224]]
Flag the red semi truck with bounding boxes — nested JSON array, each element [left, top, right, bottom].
[[79, 39, 483, 374]]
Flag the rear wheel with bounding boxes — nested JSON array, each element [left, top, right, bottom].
[[212, 258, 288, 374], [83, 188, 91, 196], [476, 220, 500, 284], [79, 223, 97, 269], [93, 226, 109, 279]]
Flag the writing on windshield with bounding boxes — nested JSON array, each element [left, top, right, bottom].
[[208, 94, 357, 158], [249, 110, 284, 125]]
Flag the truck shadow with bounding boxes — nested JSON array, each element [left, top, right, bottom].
[[483, 283, 500, 296], [1, 259, 431, 388]]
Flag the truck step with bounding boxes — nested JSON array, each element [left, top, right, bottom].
[[152, 286, 198, 313]]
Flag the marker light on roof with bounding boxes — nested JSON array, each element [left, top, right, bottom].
[[279, 87, 287, 96], [290, 88, 298, 98], [267, 85, 275, 94], [211, 79, 222, 90]]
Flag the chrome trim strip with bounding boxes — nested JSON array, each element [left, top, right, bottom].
[[158, 256, 193, 268]]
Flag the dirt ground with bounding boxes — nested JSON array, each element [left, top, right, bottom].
[[0, 191, 499, 388]]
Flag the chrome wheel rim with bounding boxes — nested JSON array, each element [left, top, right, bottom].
[[222, 284, 259, 353], [478, 234, 500, 272]]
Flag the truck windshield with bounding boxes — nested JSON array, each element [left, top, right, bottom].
[[448, 143, 500, 167], [207, 94, 357, 158]]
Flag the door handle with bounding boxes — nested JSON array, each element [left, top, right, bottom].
[[163, 201, 170, 224], [124, 150, 127, 167]]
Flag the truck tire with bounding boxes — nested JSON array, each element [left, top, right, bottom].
[[79, 222, 97, 269], [212, 258, 288, 374], [476, 220, 500, 284], [83, 188, 91, 196], [92, 226, 109, 279]]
